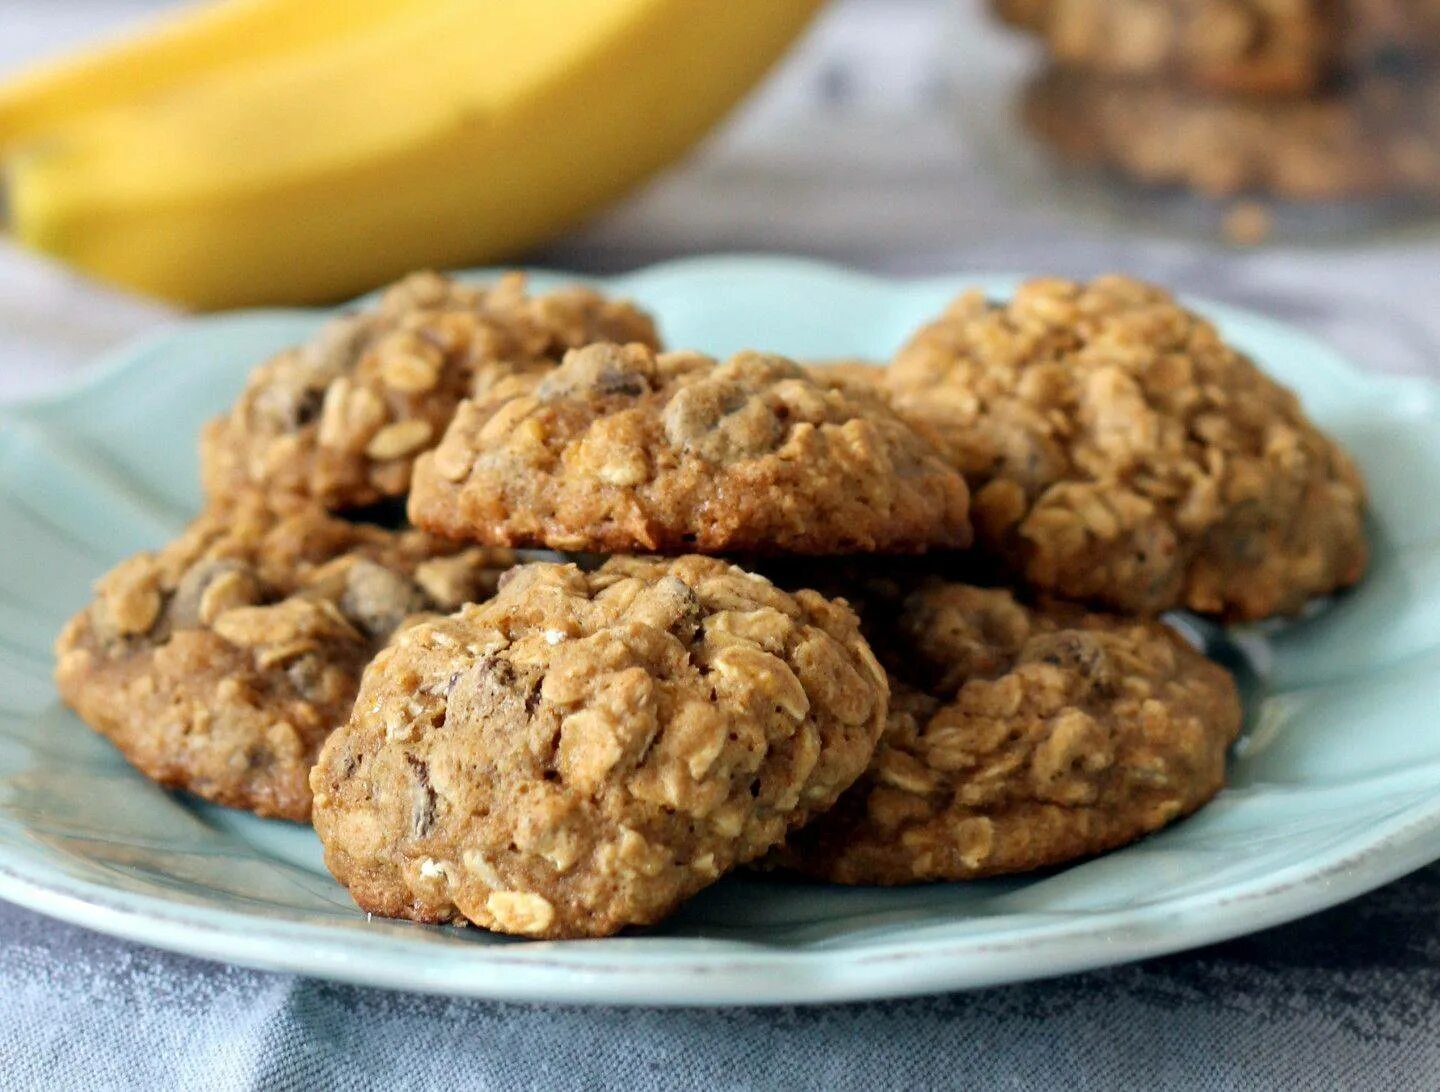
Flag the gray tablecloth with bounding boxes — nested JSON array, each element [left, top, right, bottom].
[[5, 1, 1440, 1088], [7, 863, 1440, 1090]]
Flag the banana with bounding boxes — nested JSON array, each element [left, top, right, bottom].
[[3, 0, 823, 309], [0, 0, 422, 153]]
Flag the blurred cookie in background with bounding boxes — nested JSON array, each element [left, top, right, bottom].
[[993, 0, 1440, 95], [1021, 66, 1440, 204], [993, 0, 1341, 95]]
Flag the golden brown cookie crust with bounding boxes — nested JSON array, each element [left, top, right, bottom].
[[771, 580, 1242, 885], [886, 275, 1367, 620], [804, 359, 886, 389], [53, 492, 516, 821], [408, 342, 972, 556], [200, 271, 660, 512], [310, 555, 889, 938]]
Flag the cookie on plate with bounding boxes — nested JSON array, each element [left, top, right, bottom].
[[886, 275, 1367, 620], [201, 271, 660, 512], [310, 555, 889, 938], [54, 493, 516, 821], [408, 341, 972, 555], [770, 579, 1242, 884]]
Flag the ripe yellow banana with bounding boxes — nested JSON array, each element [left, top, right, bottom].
[[4, 0, 824, 309], [0, 0, 423, 154]]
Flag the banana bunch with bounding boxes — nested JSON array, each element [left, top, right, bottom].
[[0, 0, 823, 309]]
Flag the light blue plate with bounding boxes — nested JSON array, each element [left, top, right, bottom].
[[2, 255, 1438, 1006]]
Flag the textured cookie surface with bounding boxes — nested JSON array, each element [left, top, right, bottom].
[[54, 493, 515, 820], [804, 359, 887, 389], [771, 580, 1242, 884], [886, 275, 1367, 619], [996, 0, 1440, 95], [408, 342, 971, 555], [201, 271, 659, 511], [310, 556, 889, 938]]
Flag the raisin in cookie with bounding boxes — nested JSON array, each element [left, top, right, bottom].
[[201, 271, 660, 512], [54, 493, 515, 821], [408, 342, 971, 555], [310, 555, 888, 938], [770, 580, 1242, 884], [886, 276, 1367, 620]]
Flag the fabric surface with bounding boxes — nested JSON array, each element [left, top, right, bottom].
[[4, 1, 1440, 1088], [6, 864, 1440, 1091]]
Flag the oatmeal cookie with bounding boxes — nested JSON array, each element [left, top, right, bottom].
[[994, 0, 1338, 94], [996, 0, 1440, 94], [770, 580, 1242, 884], [53, 493, 516, 821], [1022, 67, 1440, 201], [310, 555, 889, 938], [886, 275, 1367, 619], [408, 342, 971, 556], [201, 271, 660, 512]]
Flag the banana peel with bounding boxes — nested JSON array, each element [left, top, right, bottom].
[[0, 0, 424, 154], [3, 0, 824, 309]]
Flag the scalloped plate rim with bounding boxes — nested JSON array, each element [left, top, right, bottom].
[[1, 788, 1439, 1006]]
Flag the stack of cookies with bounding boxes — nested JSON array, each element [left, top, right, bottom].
[[994, 0, 1440, 215], [54, 271, 1368, 939]]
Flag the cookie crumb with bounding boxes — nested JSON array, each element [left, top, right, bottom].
[[1223, 201, 1273, 246]]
